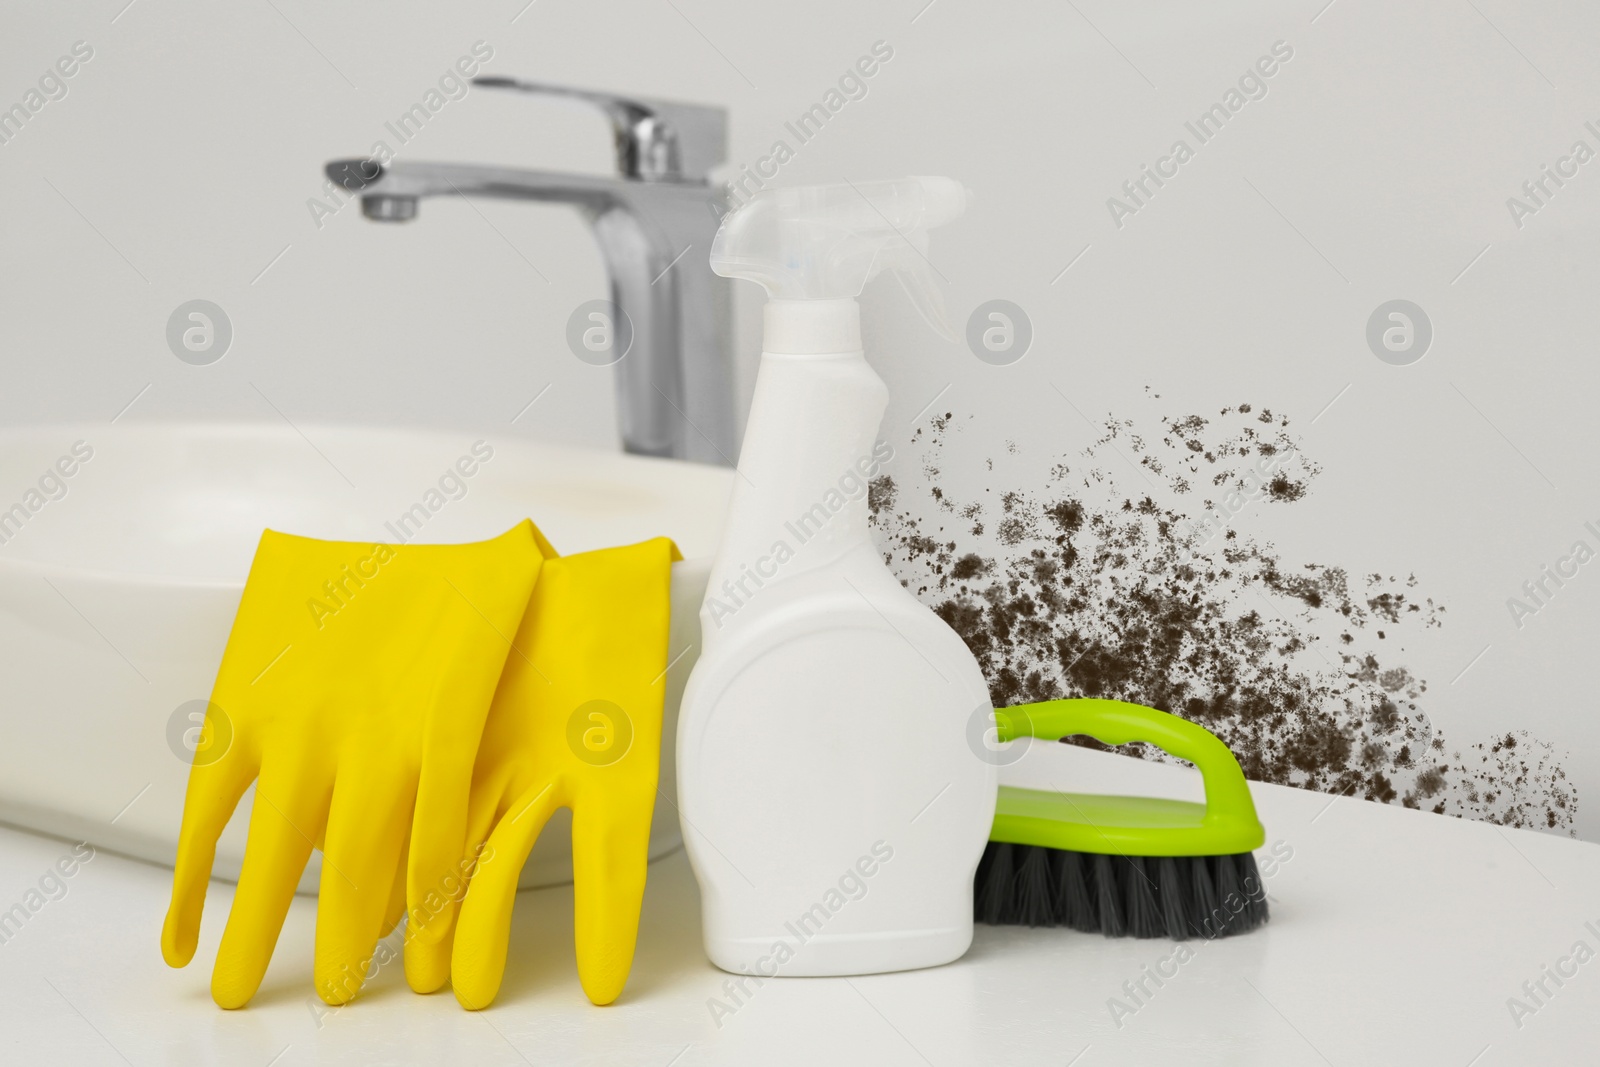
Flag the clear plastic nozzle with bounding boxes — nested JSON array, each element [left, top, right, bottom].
[[709, 177, 968, 342]]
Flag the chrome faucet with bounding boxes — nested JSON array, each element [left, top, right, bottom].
[[326, 78, 736, 465]]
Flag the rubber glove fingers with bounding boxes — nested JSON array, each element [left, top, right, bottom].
[[400, 550, 563, 1004], [400, 523, 555, 985], [211, 757, 332, 1008], [399, 524, 562, 997], [404, 764, 520, 994], [449, 537, 679, 1010], [383, 827, 411, 937], [450, 780, 564, 1010], [161, 521, 548, 1009], [313, 764, 416, 1005], [161, 710, 259, 971], [568, 797, 654, 1005]]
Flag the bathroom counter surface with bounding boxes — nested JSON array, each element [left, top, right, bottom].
[[2, 744, 1595, 1066]]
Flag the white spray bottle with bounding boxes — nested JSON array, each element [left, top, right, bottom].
[[677, 178, 996, 977]]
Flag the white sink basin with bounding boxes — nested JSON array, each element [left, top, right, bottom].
[[0, 423, 732, 891]]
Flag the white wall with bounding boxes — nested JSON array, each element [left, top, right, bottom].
[[4, 0, 1597, 838]]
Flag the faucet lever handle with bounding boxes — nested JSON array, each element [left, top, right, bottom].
[[471, 77, 725, 184]]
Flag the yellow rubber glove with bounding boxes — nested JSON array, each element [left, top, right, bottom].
[[161, 521, 551, 1008], [407, 536, 678, 1009]]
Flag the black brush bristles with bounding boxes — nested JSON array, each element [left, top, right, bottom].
[[1156, 856, 1191, 938], [1189, 854, 1222, 937], [1219, 851, 1269, 936], [975, 843, 1270, 940], [1120, 857, 1164, 938], [1212, 851, 1244, 936], [1013, 844, 1056, 926], [975, 841, 1015, 925], [1091, 854, 1125, 937], [1056, 849, 1097, 932]]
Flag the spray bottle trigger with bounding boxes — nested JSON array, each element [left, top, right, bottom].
[[708, 175, 968, 343], [885, 245, 959, 343]]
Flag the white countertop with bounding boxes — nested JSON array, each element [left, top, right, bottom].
[[1, 744, 1596, 1066]]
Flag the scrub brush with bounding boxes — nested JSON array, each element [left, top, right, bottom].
[[975, 698, 1268, 941]]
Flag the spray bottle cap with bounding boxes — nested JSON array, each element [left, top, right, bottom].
[[709, 177, 967, 354]]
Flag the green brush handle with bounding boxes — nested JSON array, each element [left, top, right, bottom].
[[993, 698, 1263, 852]]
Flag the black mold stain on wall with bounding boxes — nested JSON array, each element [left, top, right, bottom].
[[871, 399, 1575, 835]]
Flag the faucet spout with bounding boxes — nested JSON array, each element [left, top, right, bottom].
[[323, 84, 738, 466]]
